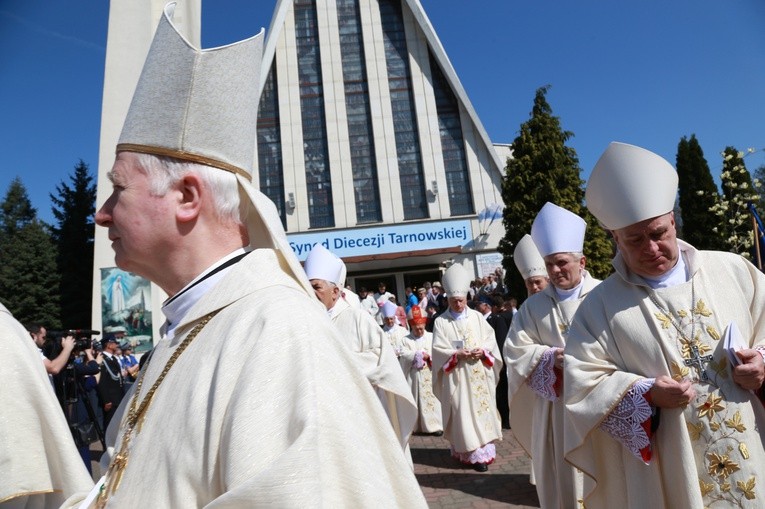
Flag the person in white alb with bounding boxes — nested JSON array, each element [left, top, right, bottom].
[[303, 244, 417, 454], [564, 142, 765, 508], [504, 203, 600, 508], [64, 4, 426, 507], [432, 264, 503, 472]]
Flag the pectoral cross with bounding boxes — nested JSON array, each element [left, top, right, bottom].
[[684, 344, 713, 382]]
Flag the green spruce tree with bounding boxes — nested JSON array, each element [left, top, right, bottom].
[[714, 147, 758, 257], [675, 135, 726, 250], [50, 160, 97, 328], [0, 179, 60, 326], [498, 86, 612, 302]]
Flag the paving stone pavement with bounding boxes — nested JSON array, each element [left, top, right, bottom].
[[411, 429, 540, 508]]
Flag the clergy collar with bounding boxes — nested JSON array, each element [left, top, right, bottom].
[[640, 250, 688, 289], [162, 248, 250, 339], [448, 308, 468, 320], [554, 277, 584, 301], [328, 295, 349, 319]]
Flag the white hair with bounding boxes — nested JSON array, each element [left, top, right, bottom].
[[133, 153, 250, 225]]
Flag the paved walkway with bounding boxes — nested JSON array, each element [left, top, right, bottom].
[[90, 429, 539, 508], [412, 429, 540, 508]]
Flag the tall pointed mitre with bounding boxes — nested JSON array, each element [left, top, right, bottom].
[[304, 244, 343, 286], [586, 142, 678, 230], [117, 2, 313, 295], [513, 234, 547, 280], [530, 202, 586, 257], [442, 264, 471, 298]]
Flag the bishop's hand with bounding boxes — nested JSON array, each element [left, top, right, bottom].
[[733, 349, 765, 390], [649, 375, 695, 409]]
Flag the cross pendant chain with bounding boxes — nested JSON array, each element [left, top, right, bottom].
[[684, 344, 713, 381]]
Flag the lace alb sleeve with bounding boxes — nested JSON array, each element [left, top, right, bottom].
[[526, 347, 558, 401], [599, 378, 655, 463]]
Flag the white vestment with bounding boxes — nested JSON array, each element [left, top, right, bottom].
[[399, 331, 443, 433], [432, 309, 503, 453], [66, 250, 426, 508], [504, 271, 599, 509], [383, 324, 409, 354], [565, 241, 765, 509], [0, 303, 93, 507], [329, 297, 417, 449]]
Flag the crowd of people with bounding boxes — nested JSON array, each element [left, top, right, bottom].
[[3, 4, 764, 508]]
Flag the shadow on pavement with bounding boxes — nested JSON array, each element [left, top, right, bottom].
[[416, 472, 540, 506]]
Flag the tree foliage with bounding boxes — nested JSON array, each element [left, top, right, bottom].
[[498, 86, 613, 302], [712, 147, 758, 257], [0, 179, 60, 327], [50, 160, 97, 328], [675, 135, 726, 250]]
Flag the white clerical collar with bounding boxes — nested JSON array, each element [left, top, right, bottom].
[[162, 248, 250, 339], [554, 277, 584, 301], [641, 250, 688, 289], [449, 309, 468, 320]]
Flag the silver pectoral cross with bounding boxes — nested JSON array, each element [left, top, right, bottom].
[[684, 344, 713, 381]]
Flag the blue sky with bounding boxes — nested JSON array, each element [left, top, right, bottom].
[[1, 0, 764, 225]]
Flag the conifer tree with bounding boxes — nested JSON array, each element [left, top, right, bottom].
[[50, 160, 97, 328], [675, 135, 726, 250], [0, 179, 60, 326], [498, 86, 612, 302], [713, 147, 758, 256]]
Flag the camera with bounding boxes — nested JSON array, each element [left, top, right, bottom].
[[48, 329, 101, 353]]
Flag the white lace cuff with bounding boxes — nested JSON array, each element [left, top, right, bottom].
[[526, 347, 558, 401], [599, 378, 655, 463]]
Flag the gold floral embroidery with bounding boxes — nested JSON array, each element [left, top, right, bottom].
[[678, 309, 688, 318], [680, 337, 712, 359], [655, 312, 672, 329], [706, 325, 720, 341], [721, 481, 731, 493], [739, 443, 750, 460], [687, 421, 704, 441], [709, 421, 721, 432], [670, 360, 690, 381], [736, 476, 756, 500], [694, 299, 713, 317], [699, 479, 715, 497], [724, 411, 746, 433], [707, 452, 740, 479], [698, 394, 725, 420]]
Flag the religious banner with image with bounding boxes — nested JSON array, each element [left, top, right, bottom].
[[100, 268, 153, 353]]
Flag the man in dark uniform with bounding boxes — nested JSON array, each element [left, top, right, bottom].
[[478, 295, 512, 429], [97, 334, 124, 431]]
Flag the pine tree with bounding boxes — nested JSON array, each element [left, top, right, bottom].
[[0, 179, 60, 327], [675, 135, 726, 250], [498, 86, 613, 302], [713, 147, 758, 256], [50, 160, 97, 328]]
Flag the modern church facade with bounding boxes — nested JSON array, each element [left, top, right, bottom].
[[92, 0, 509, 344]]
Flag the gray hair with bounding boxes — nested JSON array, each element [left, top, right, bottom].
[[134, 153, 249, 225]]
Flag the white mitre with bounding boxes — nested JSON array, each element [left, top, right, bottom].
[[586, 142, 678, 230], [531, 202, 586, 257], [304, 244, 343, 286], [381, 301, 398, 318], [116, 3, 313, 296], [514, 234, 547, 279], [442, 264, 471, 298]]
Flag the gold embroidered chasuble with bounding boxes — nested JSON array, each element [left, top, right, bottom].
[[64, 250, 426, 508], [432, 309, 503, 453], [504, 271, 600, 509], [565, 241, 765, 509], [399, 331, 443, 433]]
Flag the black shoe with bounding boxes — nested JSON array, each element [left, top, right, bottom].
[[474, 463, 488, 472], [432, 430, 443, 437]]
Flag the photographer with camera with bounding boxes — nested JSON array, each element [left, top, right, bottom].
[[66, 339, 106, 473], [26, 323, 75, 381]]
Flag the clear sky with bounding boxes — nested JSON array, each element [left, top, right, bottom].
[[1, 0, 764, 225]]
